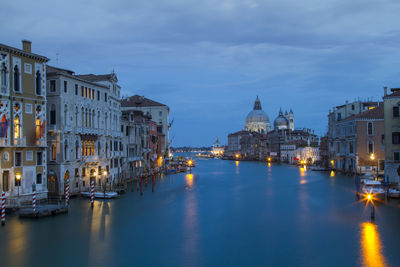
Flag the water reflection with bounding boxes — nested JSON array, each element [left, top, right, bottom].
[[360, 222, 387, 267], [235, 160, 239, 167], [185, 173, 194, 188], [330, 170, 335, 177], [7, 220, 28, 267]]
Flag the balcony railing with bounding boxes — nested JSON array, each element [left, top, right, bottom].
[[82, 155, 99, 163], [13, 137, 26, 146], [0, 137, 9, 146], [36, 138, 46, 147]]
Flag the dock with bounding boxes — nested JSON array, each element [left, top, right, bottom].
[[18, 204, 68, 218]]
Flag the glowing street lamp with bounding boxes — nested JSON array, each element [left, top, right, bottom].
[[363, 192, 375, 220], [187, 159, 193, 173], [15, 174, 21, 206], [235, 153, 240, 159]]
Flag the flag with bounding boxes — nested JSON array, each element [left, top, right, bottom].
[[0, 119, 8, 138]]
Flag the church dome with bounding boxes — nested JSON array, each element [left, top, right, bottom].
[[274, 109, 289, 130], [245, 96, 271, 133]]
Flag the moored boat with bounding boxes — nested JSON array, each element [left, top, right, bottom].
[[363, 186, 386, 199], [388, 188, 400, 198], [81, 191, 119, 199]]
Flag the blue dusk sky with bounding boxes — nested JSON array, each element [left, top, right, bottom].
[[2, 0, 400, 146]]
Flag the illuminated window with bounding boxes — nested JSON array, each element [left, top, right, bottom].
[[51, 144, 56, 160], [14, 115, 21, 139], [36, 118, 41, 140]]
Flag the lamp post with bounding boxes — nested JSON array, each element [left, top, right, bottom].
[[366, 193, 375, 220], [370, 153, 377, 179], [103, 171, 108, 194], [15, 174, 21, 207], [188, 160, 193, 173]]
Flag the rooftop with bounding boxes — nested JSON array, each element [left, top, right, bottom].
[[121, 95, 167, 108]]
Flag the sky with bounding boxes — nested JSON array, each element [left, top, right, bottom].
[[2, 0, 400, 146]]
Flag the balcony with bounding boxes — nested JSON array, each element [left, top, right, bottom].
[[82, 155, 99, 163], [36, 138, 46, 147], [13, 137, 26, 146], [0, 137, 9, 146]]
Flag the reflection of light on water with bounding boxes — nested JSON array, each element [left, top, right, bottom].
[[300, 167, 306, 177], [267, 162, 271, 167], [360, 222, 387, 267], [300, 179, 306, 184], [330, 170, 335, 177], [235, 161, 239, 166], [186, 173, 194, 187], [7, 220, 28, 266]]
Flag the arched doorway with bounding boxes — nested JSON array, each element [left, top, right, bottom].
[[47, 173, 59, 196]]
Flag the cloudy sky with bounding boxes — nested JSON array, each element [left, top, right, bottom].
[[2, 0, 400, 146]]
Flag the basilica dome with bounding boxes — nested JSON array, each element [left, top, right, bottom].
[[274, 109, 289, 130], [245, 96, 271, 133]]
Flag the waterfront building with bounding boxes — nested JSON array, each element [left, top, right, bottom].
[[121, 110, 150, 179], [211, 137, 224, 156], [226, 130, 252, 157], [383, 87, 400, 183], [328, 102, 384, 174], [0, 41, 49, 202], [273, 108, 294, 131], [121, 95, 170, 159], [245, 96, 271, 133], [46, 66, 123, 196]]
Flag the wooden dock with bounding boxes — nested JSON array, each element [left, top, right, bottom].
[[19, 204, 68, 218]]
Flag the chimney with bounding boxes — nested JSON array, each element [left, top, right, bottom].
[[22, 40, 32, 53], [384, 86, 388, 96]]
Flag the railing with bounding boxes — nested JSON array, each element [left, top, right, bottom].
[[13, 137, 26, 146], [0, 137, 9, 146], [36, 138, 46, 146], [82, 155, 99, 162]]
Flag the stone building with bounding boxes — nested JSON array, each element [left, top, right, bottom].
[[245, 96, 271, 133], [46, 66, 123, 196], [329, 103, 384, 174], [0, 41, 49, 201], [383, 87, 400, 183], [121, 95, 170, 158]]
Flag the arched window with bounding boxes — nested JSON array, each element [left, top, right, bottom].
[[51, 144, 56, 160], [97, 111, 100, 129], [50, 104, 56, 125], [98, 141, 101, 156], [75, 140, 79, 159], [35, 117, 41, 140], [1, 63, 7, 93], [36, 173, 42, 184], [367, 122, 373, 136], [13, 65, 20, 92], [105, 112, 108, 129], [85, 108, 88, 127], [75, 107, 78, 127], [36, 71, 41, 95], [368, 141, 374, 154], [64, 140, 68, 161], [81, 107, 84, 127], [14, 115, 21, 139], [1, 115, 8, 138]]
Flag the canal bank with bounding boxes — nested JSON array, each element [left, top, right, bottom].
[[1, 158, 400, 266]]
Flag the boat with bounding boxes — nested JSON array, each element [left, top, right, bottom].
[[309, 166, 329, 171], [388, 188, 400, 198], [363, 180, 382, 186], [363, 186, 386, 199], [360, 172, 374, 179], [81, 191, 119, 199]]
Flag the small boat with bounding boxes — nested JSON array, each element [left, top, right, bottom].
[[388, 188, 400, 198], [362, 180, 381, 186], [363, 186, 386, 199], [310, 166, 329, 171], [360, 172, 374, 179], [81, 191, 119, 199]]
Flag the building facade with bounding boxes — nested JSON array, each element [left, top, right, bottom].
[[46, 66, 123, 196], [0, 40, 49, 202]]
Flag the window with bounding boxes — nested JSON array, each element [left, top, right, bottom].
[[25, 103, 32, 114], [351, 105, 355, 110], [14, 65, 20, 92], [24, 63, 32, 74], [368, 141, 374, 154], [159, 111, 162, 117], [82, 167, 86, 177], [81, 86, 84, 97], [75, 84, 78, 95], [104, 93, 107, 102], [14, 115, 21, 139], [75, 140, 79, 159], [394, 152, 400, 161], [337, 113, 341, 121], [37, 152, 43, 165], [97, 91, 100, 100], [64, 81, 68, 93], [15, 152, 22, 166], [64, 140, 69, 161], [2, 171, 9, 192], [393, 132, 400, 144], [50, 105, 56, 125], [26, 151, 33, 161], [51, 144, 56, 160], [1, 63, 8, 93], [36, 173, 42, 184], [36, 71, 41, 95], [50, 80, 56, 92], [393, 106, 399, 118], [367, 122, 373, 136]]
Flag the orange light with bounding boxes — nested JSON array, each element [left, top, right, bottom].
[[367, 194, 372, 200], [235, 153, 239, 159]]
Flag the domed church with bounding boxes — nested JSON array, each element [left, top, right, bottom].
[[274, 108, 294, 131], [245, 96, 271, 133]]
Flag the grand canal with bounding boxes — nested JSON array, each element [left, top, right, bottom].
[[1, 158, 400, 266]]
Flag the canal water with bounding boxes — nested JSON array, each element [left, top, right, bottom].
[[1, 158, 400, 266]]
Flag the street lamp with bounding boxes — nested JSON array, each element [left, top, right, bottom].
[[187, 160, 193, 173], [15, 174, 21, 206], [370, 153, 377, 178], [235, 153, 240, 160], [364, 192, 375, 220]]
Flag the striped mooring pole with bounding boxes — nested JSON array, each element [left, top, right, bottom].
[[90, 180, 94, 208], [65, 179, 70, 206], [1, 191, 5, 226], [32, 186, 36, 213]]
